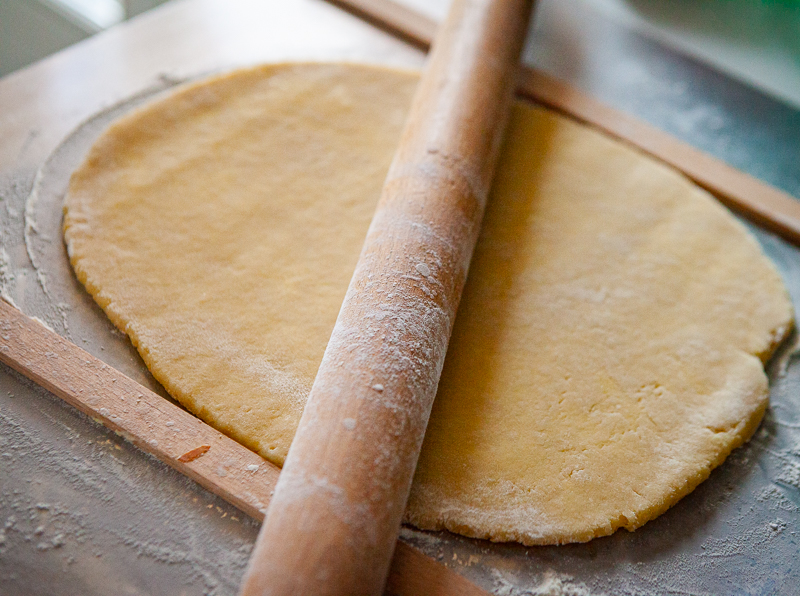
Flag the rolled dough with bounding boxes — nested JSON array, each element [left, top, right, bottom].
[[63, 63, 794, 545]]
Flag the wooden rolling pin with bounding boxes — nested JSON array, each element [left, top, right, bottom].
[[238, 0, 534, 594]]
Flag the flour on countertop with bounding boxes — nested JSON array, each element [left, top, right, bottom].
[[492, 570, 601, 596], [0, 390, 257, 595], [3, 67, 800, 596]]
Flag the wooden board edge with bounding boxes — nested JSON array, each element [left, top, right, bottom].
[[325, 0, 436, 50], [516, 68, 800, 245], [326, 0, 800, 246], [0, 298, 489, 596]]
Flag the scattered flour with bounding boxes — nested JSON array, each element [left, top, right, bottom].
[[492, 569, 601, 596], [0, 401, 258, 594], [3, 65, 800, 596]]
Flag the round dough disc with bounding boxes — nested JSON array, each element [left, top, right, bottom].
[[64, 63, 793, 545]]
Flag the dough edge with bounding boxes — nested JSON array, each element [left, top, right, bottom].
[[404, 357, 771, 545], [62, 62, 795, 547]]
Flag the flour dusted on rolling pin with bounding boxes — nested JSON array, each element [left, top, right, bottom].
[[247, 3, 533, 590]]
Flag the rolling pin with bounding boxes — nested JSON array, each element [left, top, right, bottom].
[[239, 0, 534, 594]]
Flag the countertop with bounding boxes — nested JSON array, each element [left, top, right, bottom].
[[1, 1, 799, 594]]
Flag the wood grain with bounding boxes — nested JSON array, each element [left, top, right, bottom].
[[0, 298, 490, 596], [0, 298, 280, 521], [386, 542, 489, 596], [239, 1, 532, 594], [326, 0, 436, 49], [328, 0, 800, 245]]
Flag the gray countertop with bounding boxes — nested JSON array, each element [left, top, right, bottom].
[[1, 1, 799, 594]]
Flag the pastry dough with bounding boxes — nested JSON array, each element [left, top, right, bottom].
[[64, 63, 793, 545]]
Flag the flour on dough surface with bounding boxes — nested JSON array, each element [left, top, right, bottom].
[[63, 63, 794, 545]]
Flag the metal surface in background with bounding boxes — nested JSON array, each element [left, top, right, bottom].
[[1, 0, 800, 594], [527, 0, 800, 200]]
